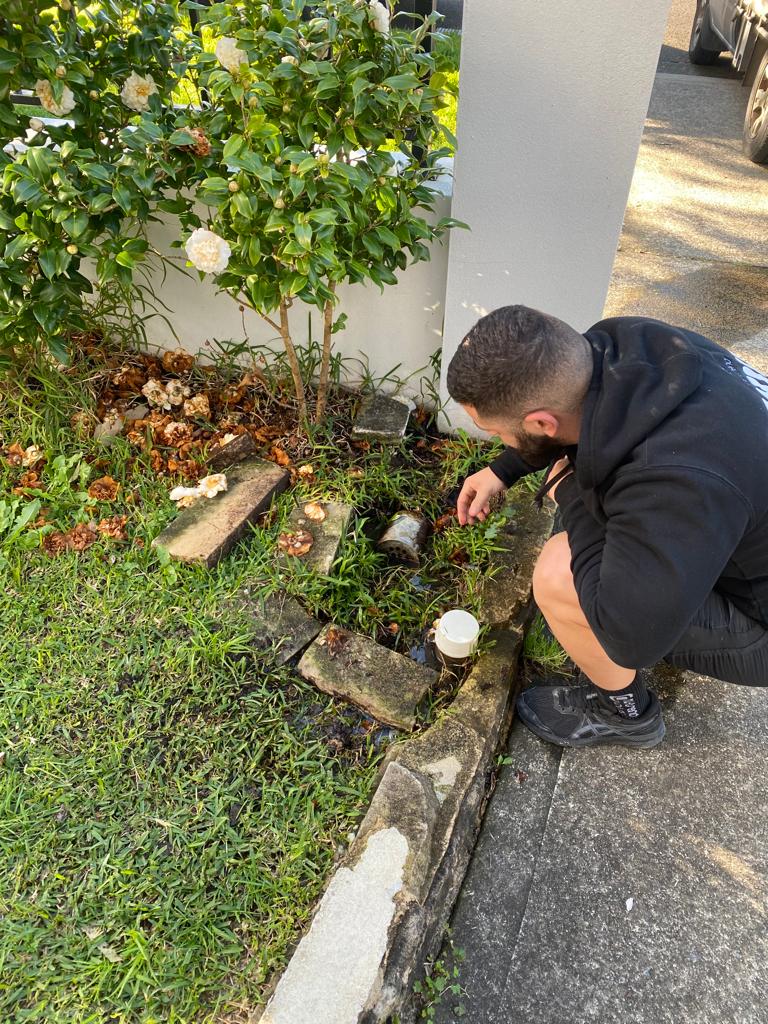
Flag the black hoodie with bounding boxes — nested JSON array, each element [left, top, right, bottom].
[[487, 316, 768, 669]]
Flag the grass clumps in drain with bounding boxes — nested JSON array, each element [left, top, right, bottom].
[[0, 333, 517, 1021]]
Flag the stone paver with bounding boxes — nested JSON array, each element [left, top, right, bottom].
[[152, 456, 288, 566], [280, 501, 353, 575], [230, 590, 322, 665], [297, 624, 439, 730], [352, 393, 411, 442]]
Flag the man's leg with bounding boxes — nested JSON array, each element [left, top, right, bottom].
[[516, 532, 665, 748], [532, 532, 636, 690]]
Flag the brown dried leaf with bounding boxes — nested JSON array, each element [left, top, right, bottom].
[[12, 471, 42, 494], [161, 348, 195, 374], [433, 512, 456, 533], [325, 626, 350, 658], [302, 501, 326, 522], [87, 476, 121, 501], [269, 446, 291, 467], [277, 530, 314, 557], [97, 515, 129, 540], [5, 443, 25, 467]]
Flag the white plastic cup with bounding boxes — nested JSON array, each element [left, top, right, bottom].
[[434, 609, 480, 662]]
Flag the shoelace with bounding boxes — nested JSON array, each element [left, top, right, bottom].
[[555, 682, 605, 714]]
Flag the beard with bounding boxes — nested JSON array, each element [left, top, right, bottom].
[[513, 428, 570, 468]]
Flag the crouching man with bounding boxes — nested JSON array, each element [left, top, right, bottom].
[[448, 305, 768, 748]]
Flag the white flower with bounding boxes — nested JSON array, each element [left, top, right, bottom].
[[368, 0, 390, 35], [164, 380, 192, 407], [185, 227, 231, 274], [197, 473, 227, 498], [29, 117, 44, 132], [215, 36, 247, 74], [169, 485, 202, 507], [120, 72, 158, 113], [142, 379, 172, 410], [281, 55, 299, 65], [35, 79, 76, 117], [21, 445, 43, 467], [169, 474, 227, 505]]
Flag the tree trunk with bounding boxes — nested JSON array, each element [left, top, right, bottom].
[[315, 282, 337, 423], [278, 299, 308, 428]]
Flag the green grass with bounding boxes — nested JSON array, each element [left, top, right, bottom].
[[523, 612, 570, 674], [0, 333, 508, 1021]]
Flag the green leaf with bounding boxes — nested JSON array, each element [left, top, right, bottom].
[[375, 226, 400, 250], [25, 146, 55, 183], [294, 221, 312, 249], [437, 120, 458, 150], [62, 210, 89, 238], [361, 233, 383, 259], [89, 193, 113, 213], [12, 178, 45, 206], [383, 73, 422, 90], [248, 235, 261, 264], [169, 129, 197, 146], [222, 134, 245, 160], [113, 183, 133, 213], [231, 191, 252, 220], [201, 176, 229, 192], [308, 208, 338, 226], [81, 163, 113, 183]]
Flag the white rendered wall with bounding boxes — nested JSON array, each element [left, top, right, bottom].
[[439, 0, 672, 436], [141, 183, 452, 401]]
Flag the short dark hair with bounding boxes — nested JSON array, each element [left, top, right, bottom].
[[446, 305, 591, 419]]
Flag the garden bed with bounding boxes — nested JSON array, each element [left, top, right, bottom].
[[0, 331, 530, 1023]]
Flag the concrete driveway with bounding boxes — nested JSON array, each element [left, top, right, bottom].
[[605, 1, 768, 371]]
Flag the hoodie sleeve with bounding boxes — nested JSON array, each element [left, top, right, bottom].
[[488, 447, 540, 487], [557, 468, 753, 668]]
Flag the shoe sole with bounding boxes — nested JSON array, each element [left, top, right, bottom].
[[516, 705, 667, 750]]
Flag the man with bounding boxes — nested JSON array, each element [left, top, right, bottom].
[[447, 305, 768, 749]]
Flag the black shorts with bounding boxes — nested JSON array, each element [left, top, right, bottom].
[[662, 591, 768, 686]]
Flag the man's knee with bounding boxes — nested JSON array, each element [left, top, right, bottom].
[[532, 532, 576, 609]]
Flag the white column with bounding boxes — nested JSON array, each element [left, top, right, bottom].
[[439, 0, 671, 435]]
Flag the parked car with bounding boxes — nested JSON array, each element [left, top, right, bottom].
[[689, 0, 768, 162]]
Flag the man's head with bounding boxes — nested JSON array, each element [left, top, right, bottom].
[[446, 305, 592, 464]]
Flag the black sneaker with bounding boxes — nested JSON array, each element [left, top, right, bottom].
[[516, 679, 666, 749]]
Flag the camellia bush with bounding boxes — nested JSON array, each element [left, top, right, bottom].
[[0, 0, 464, 424], [0, 1, 200, 367]]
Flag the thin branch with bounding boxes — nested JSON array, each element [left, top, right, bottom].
[[315, 281, 336, 423]]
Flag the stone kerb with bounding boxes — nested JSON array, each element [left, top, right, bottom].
[[257, 496, 554, 1024]]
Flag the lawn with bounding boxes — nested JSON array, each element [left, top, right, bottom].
[[0, 330, 509, 1022]]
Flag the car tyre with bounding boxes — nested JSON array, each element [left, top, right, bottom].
[[689, 0, 722, 65], [744, 47, 768, 163]]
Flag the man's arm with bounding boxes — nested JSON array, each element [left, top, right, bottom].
[[556, 468, 752, 668]]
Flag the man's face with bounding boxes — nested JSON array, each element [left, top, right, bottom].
[[461, 404, 568, 468]]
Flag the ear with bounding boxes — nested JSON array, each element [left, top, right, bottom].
[[522, 410, 560, 437]]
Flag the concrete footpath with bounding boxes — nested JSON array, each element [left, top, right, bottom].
[[433, 9, 768, 1024]]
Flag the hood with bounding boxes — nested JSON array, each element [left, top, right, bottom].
[[577, 317, 704, 489]]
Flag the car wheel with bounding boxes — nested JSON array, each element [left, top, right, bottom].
[[689, 0, 721, 65], [744, 48, 768, 163]]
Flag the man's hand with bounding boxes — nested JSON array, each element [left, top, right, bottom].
[[456, 467, 507, 525]]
